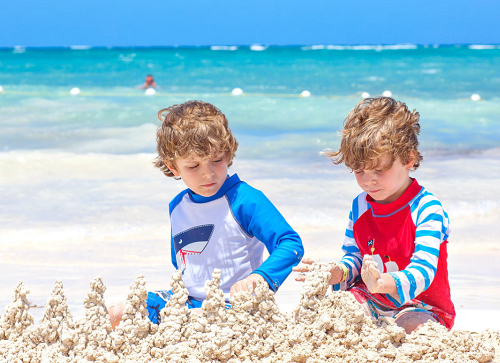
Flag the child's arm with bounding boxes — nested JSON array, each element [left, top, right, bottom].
[[378, 194, 450, 307], [227, 184, 304, 292], [332, 199, 364, 290]]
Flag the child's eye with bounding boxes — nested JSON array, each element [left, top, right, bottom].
[[188, 165, 198, 169], [354, 170, 363, 175], [212, 159, 222, 163]]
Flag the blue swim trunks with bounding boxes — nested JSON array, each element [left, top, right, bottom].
[[146, 290, 231, 324]]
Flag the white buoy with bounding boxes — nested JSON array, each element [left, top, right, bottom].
[[69, 87, 81, 96], [361, 92, 370, 98], [231, 88, 243, 96], [145, 88, 156, 96], [471, 94, 481, 101], [300, 90, 311, 98], [382, 90, 392, 97]]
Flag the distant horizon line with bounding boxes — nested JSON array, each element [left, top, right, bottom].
[[1, 43, 500, 50]]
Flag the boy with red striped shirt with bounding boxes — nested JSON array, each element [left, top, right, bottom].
[[295, 97, 455, 333]]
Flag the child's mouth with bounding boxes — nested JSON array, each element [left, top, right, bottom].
[[202, 183, 216, 188]]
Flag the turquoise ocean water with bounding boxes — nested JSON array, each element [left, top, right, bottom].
[[1, 45, 500, 318], [1, 45, 500, 158]]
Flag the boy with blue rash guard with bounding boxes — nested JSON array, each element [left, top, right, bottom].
[[109, 100, 303, 327], [294, 97, 455, 334]]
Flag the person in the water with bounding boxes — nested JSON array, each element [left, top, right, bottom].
[[138, 74, 157, 89]]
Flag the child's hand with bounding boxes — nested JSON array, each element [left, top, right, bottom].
[[361, 254, 384, 293], [230, 273, 265, 296], [293, 258, 345, 285], [190, 308, 204, 316]]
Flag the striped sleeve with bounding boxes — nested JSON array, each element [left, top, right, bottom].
[[386, 190, 450, 306], [333, 195, 366, 291]]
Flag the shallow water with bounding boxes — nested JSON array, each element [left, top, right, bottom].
[[1, 46, 500, 158]]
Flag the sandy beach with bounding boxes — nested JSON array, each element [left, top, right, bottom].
[[1, 257, 499, 362]]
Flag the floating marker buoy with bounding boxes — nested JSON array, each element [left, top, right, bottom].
[[232, 88, 243, 96], [69, 87, 81, 96], [471, 94, 481, 101], [382, 90, 392, 97], [361, 92, 370, 98], [300, 90, 311, 98], [145, 88, 156, 96]]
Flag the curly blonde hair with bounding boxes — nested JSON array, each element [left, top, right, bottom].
[[154, 100, 239, 178], [323, 97, 423, 171]]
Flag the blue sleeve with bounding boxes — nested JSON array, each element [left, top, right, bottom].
[[226, 183, 304, 291], [169, 189, 189, 270]]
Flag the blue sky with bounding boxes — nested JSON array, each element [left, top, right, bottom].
[[1, 0, 499, 47]]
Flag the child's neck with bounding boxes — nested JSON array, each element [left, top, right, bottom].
[[375, 177, 413, 205]]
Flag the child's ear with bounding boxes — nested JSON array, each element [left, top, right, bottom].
[[405, 151, 417, 170], [165, 162, 180, 177]]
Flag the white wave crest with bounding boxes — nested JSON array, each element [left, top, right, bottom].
[[468, 45, 498, 50], [250, 44, 268, 51], [301, 45, 326, 50], [13, 46, 26, 54], [302, 44, 418, 51], [211, 46, 238, 51], [70, 45, 92, 50]]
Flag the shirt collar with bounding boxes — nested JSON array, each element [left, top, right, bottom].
[[188, 173, 241, 203], [366, 178, 422, 216]]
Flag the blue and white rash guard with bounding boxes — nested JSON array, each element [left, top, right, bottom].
[[169, 174, 304, 301]]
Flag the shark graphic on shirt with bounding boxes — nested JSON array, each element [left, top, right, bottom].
[[173, 224, 214, 271]]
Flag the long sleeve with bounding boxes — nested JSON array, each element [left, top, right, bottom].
[[333, 197, 364, 291], [386, 190, 450, 307], [227, 183, 304, 291]]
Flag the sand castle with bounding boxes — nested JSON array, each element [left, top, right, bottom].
[[1, 262, 499, 362]]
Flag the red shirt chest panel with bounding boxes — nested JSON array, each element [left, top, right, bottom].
[[353, 206, 416, 273]]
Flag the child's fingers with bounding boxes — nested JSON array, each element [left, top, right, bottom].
[[295, 274, 307, 282], [369, 265, 381, 280], [368, 262, 379, 272], [230, 281, 244, 296], [376, 278, 384, 289], [300, 258, 316, 265], [363, 254, 373, 263], [292, 265, 310, 273], [246, 280, 255, 293]]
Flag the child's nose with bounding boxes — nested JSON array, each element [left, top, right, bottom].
[[202, 164, 215, 177], [364, 171, 377, 184]]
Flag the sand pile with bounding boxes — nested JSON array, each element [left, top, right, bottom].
[[1, 262, 499, 362]]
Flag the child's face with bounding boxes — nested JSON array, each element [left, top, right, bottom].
[[168, 152, 229, 197], [354, 154, 415, 204]]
